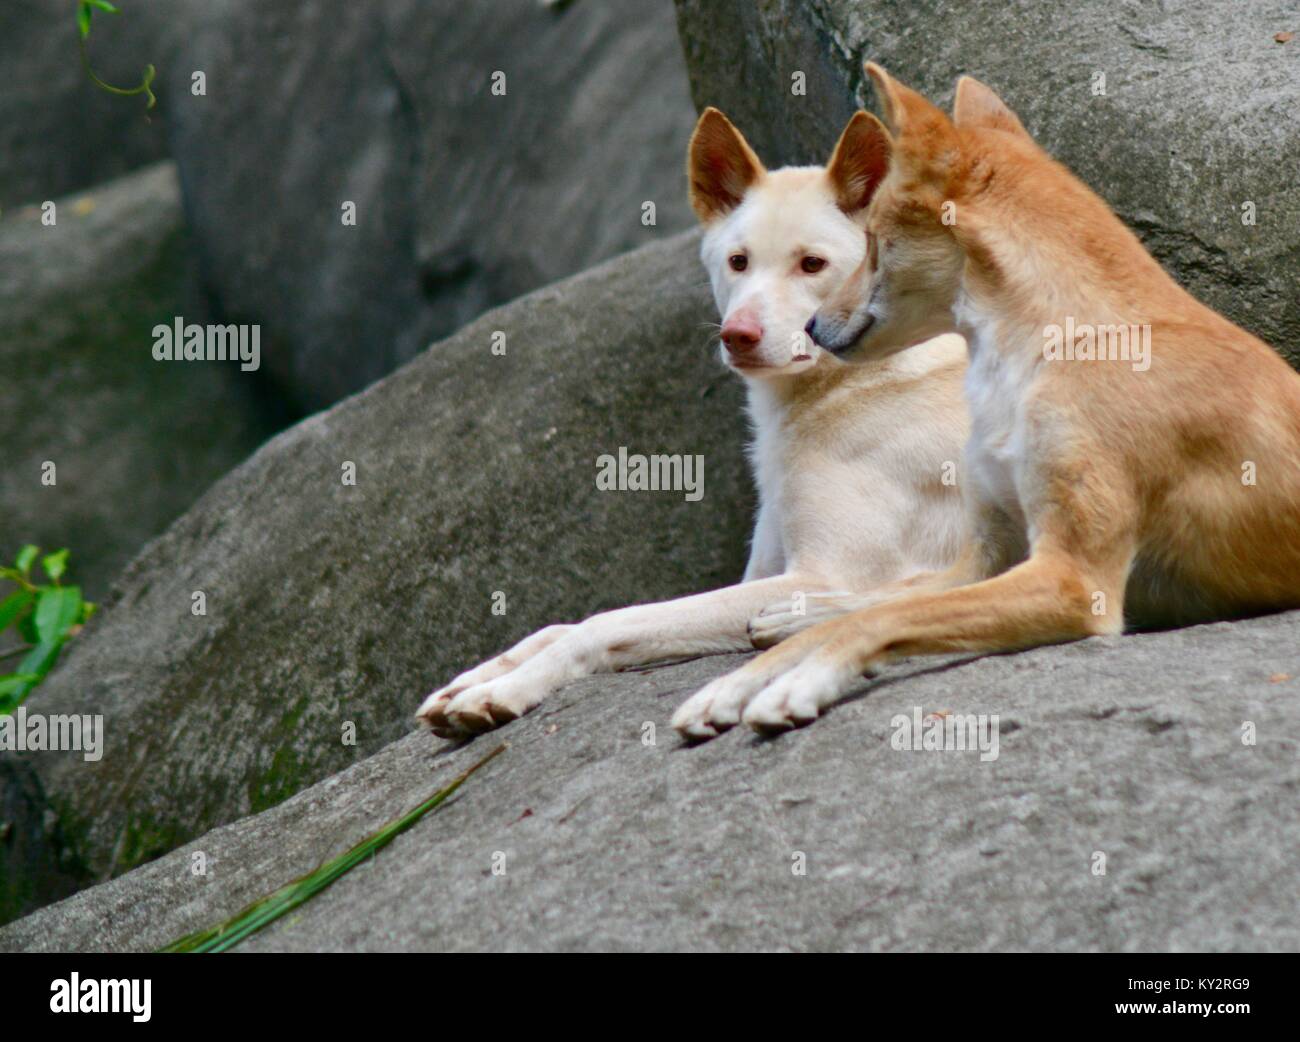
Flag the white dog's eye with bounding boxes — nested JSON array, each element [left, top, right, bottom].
[[801, 256, 827, 274], [729, 254, 748, 272]]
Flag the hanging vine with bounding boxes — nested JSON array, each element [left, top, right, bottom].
[[76, 0, 156, 111]]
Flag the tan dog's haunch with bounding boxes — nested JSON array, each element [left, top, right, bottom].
[[672, 64, 1300, 738], [417, 108, 969, 738]]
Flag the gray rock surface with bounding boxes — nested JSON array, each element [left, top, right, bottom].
[[4, 609, 1297, 953], [8, 230, 751, 906], [673, 0, 1300, 368], [0, 162, 283, 601], [154, 0, 697, 410], [0, 0, 170, 209]]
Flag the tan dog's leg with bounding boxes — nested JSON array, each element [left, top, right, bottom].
[[674, 539, 1128, 738]]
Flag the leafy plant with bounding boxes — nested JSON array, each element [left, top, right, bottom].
[[160, 743, 507, 953], [0, 546, 96, 715], [76, 0, 156, 111]]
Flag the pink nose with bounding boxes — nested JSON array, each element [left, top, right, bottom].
[[721, 316, 763, 355]]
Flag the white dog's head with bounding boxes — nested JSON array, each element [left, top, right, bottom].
[[688, 108, 889, 378]]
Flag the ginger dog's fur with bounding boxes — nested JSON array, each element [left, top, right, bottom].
[[672, 64, 1300, 738]]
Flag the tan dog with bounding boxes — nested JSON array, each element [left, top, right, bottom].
[[417, 108, 968, 737], [672, 63, 1300, 739]]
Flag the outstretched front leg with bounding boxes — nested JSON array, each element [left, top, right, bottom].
[[416, 624, 576, 733], [672, 544, 1128, 739], [417, 573, 828, 738]]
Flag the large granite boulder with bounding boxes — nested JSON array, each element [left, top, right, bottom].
[[153, 0, 698, 410], [3, 609, 1297, 952], [4, 230, 751, 912], [0, 162, 283, 601], [673, 0, 1300, 367]]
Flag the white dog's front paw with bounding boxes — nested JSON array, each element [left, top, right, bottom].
[[747, 591, 858, 649], [416, 680, 476, 737], [416, 668, 536, 737], [441, 675, 542, 735], [416, 624, 576, 736]]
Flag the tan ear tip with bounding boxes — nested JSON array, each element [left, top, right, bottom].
[[690, 106, 725, 143], [864, 61, 888, 81], [843, 110, 877, 138]]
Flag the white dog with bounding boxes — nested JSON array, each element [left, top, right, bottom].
[[417, 108, 970, 738]]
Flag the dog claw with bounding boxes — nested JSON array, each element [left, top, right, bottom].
[[485, 701, 521, 725]]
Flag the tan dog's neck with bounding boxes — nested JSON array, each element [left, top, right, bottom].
[[950, 132, 1214, 357]]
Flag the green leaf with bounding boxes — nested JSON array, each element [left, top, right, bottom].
[[0, 641, 62, 713], [14, 545, 38, 577], [17, 609, 38, 645], [77, 1, 118, 41], [0, 590, 33, 633], [34, 587, 82, 645], [0, 674, 40, 698], [18, 641, 62, 680], [42, 549, 70, 583]]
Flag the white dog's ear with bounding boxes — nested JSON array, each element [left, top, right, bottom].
[[952, 75, 1030, 140], [825, 110, 891, 213], [688, 107, 765, 222]]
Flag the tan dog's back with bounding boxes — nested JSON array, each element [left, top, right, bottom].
[[950, 119, 1300, 625]]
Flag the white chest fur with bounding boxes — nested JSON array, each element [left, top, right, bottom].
[[955, 295, 1033, 523]]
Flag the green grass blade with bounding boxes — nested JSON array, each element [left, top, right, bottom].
[[159, 742, 506, 953]]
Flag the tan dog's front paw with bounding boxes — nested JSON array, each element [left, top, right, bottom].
[[678, 621, 874, 739], [740, 657, 848, 733], [670, 669, 769, 740]]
